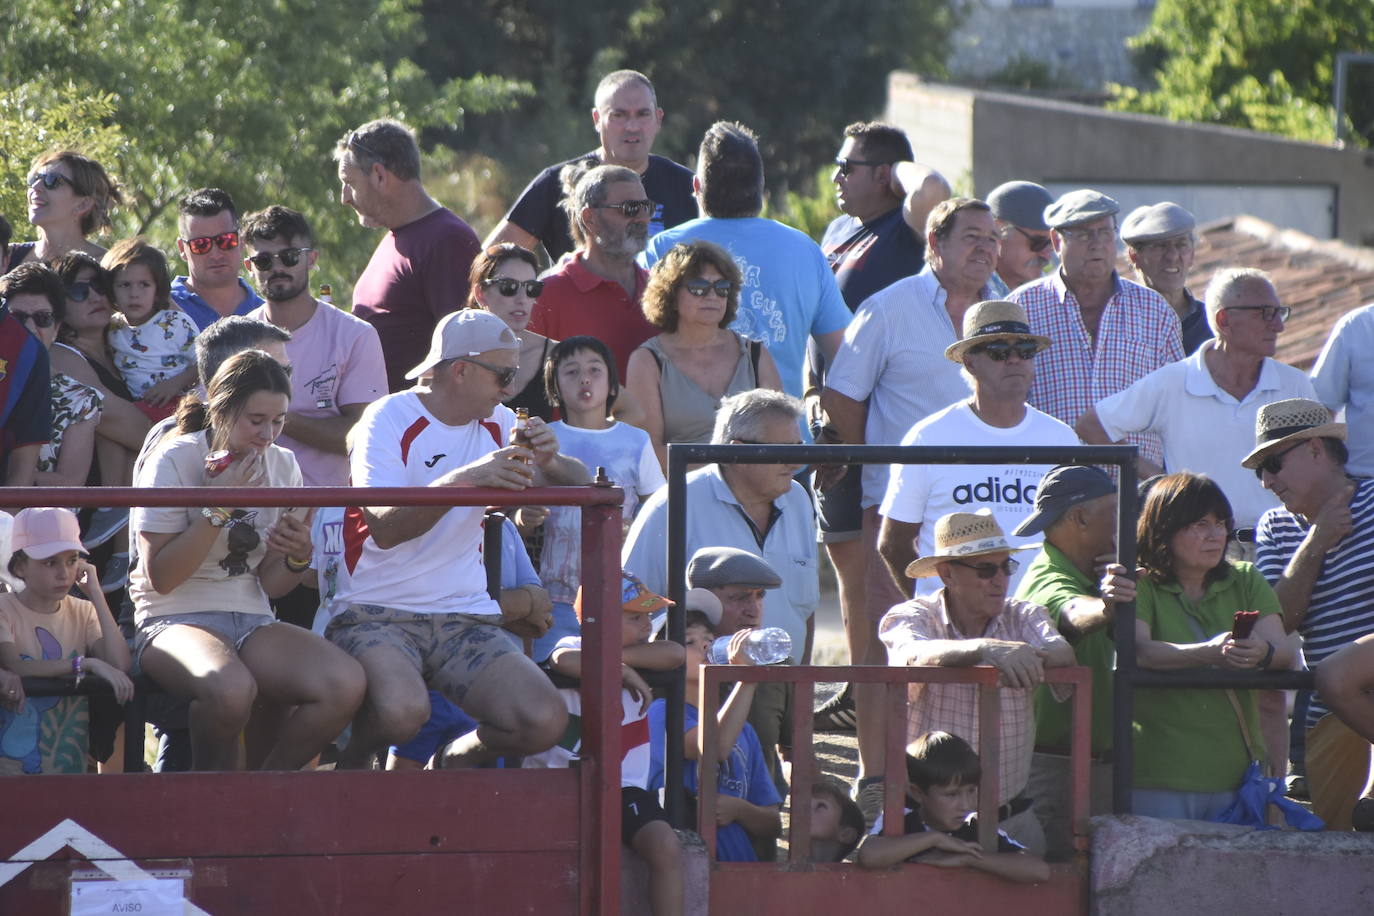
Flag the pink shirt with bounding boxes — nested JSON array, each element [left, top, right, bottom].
[[249, 300, 387, 486]]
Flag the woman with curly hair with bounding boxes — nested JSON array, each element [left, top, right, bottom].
[[6, 150, 122, 270]]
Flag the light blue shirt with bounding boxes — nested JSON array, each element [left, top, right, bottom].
[[171, 276, 263, 331], [621, 464, 818, 663], [1311, 302, 1374, 477], [640, 216, 851, 401]]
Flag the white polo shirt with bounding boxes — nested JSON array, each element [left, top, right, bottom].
[[1095, 340, 1316, 528]]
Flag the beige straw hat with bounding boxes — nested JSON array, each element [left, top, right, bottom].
[[944, 300, 1052, 363], [1240, 398, 1346, 470], [905, 511, 1041, 579]]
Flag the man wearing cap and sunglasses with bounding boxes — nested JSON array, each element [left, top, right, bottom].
[[1248, 398, 1374, 830], [1009, 189, 1182, 472], [171, 188, 264, 332], [0, 265, 55, 488], [331, 309, 588, 770], [879, 511, 1075, 852], [877, 299, 1077, 602], [985, 181, 1055, 297]]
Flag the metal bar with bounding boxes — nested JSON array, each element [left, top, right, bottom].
[[787, 680, 816, 862], [1065, 668, 1092, 858], [0, 485, 624, 510], [883, 684, 906, 836], [1111, 454, 1139, 814], [698, 668, 720, 860], [483, 511, 504, 603], [975, 683, 1001, 852], [669, 444, 1134, 466], [664, 446, 688, 827]]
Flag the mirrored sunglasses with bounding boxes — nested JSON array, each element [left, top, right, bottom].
[[182, 231, 240, 256]]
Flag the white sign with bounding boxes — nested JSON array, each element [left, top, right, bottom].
[[70, 878, 185, 916]]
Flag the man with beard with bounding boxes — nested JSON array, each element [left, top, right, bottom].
[[527, 163, 659, 379]]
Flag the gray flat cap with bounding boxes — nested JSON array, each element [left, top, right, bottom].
[[1044, 189, 1120, 230], [987, 181, 1054, 231], [1120, 202, 1195, 244], [686, 546, 781, 590]]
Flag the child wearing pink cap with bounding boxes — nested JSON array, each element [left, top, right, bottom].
[[0, 507, 132, 774]]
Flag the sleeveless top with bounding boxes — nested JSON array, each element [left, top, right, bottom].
[[504, 336, 556, 422], [639, 332, 760, 446], [3, 242, 36, 273]]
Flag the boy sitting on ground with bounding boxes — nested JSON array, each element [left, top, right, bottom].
[[857, 731, 1049, 883], [524, 572, 686, 916], [808, 779, 865, 863]]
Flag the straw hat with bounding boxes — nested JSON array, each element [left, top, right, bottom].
[[943, 300, 1052, 363], [905, 511, 1040, 579], [1240, 398, 1346, 470]]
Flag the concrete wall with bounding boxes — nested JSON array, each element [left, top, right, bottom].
[[948, 3, 1153, 90], [1091, 816, 1374, 916], [885, 74, 1374, 247]]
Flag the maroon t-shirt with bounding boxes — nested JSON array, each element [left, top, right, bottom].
[[351, 207, 480, 392], [528, 252, 655, 379]]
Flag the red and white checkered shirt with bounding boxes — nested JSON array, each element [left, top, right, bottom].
[[879, 591, 1068, 802], [1010, 271, 1182, 467]]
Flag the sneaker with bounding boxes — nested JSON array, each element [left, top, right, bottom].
[[85, 507, 129, 548], [1286, 773, 1309, 801], [1353, 797, 1374, 832], [813, 683, 858, 732], [102, 553, 130, 592], [854, 775, 887, 832]]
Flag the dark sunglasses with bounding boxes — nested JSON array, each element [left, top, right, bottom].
[[950, 557, 1020, 579], [11, 309, 56, 329], [66, 281, 104, 303], [482, 277, 544, 298], [347, 131, 385, 162], [182, 231, 240, 256], [593, 199, 656, 219], [28, 171, 75, 192], [1224, 304, 1291, 324], [1253, 441, 1306, 480], [683, 278, 733, 299], [458, 356, 518, 389], [246, 247, 312, 271], [834, 158, 889, 177], [972, 340, 1040, 361], [1012, 225, 1054, 253]]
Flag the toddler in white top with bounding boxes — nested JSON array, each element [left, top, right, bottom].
[[103, 238, 198, 422]]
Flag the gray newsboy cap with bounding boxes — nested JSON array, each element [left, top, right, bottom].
[[1044, 189, 1120, 230], [686, 546, 782, 590], [987, 181, 1054, 231], [1013, 465, 1115, 537], [1120, 202, 1195, 245]]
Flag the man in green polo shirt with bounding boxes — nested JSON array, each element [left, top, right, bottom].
[[1014, 465, 1131, 860]]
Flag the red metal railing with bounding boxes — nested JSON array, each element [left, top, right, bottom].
[[0, 484, 625, 916]]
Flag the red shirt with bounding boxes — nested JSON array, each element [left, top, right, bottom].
[[529, 252, 655, 378]]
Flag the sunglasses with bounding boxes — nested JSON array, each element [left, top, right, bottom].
[[1058, 226, 1117, 245], [11, 309, 56, 329], [458, 356, 518, 389], [949, 557, 1020, 579], [971, 340, 1040, 361], [28, 171, 76, 192], [683, 278, 733, 299], [347, 131, 385, 162], [482, 277, 544, 298], [246, 247, 312, 271], [1224, 304, 1291, 324], [834, 158, 889, 177], [1010, 225, 1054, 253], [182, 231, 240, 256], [1254, 441, 1306, 480], [592, 199, 656, 219], [66, 281, 106, 303]]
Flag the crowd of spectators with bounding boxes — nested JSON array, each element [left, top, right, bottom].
[[3, 67, 1374, 904]]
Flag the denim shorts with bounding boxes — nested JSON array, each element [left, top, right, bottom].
[[134, 611, 276, 664], [325, 604, 521, 708]]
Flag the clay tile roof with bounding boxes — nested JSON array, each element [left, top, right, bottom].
[[1118, 216, 1374, 370]]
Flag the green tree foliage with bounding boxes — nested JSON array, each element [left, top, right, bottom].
[[1110, 0, 1374, 146], [0, 0, 528, 297], [415, 0, 958, 202]]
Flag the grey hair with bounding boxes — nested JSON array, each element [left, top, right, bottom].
[[334, 118, 421, 182], [196, 316, 291, 386], [711, 388, 804, 444], [1204, 267, 1275, 335], [558, 162, 642, 248], [594, 70, 657, 111]]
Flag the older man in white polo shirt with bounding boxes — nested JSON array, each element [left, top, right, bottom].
[[1077, 266, 1314, 533]]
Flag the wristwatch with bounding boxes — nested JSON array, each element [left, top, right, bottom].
[[202, 507, 231, 527]]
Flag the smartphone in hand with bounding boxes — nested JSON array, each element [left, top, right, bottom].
[[1231, 610, 1260, 640]]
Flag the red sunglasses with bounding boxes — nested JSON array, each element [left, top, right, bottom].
[[181, 231, 240, 256]]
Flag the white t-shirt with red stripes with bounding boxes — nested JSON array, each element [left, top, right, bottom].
[[337, 392, 514, 617]]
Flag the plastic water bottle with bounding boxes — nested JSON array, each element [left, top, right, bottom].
[[707, 627, 793, 665]]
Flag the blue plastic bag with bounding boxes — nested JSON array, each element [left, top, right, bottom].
[[1214, 761, 1325, 831]]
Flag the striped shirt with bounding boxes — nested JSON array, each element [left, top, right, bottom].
[[1256, 477, 1374, 727], [825, 265, 981, 507], [879, 592, 1068, 802], [1010, 271, 1182, 467]]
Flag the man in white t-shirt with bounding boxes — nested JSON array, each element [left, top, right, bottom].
[[330, 310, 590, 769], [878, 299, 1077, 599]]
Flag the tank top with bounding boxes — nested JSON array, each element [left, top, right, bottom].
[[504, 336, 556, 422], [639, 332, 760, 446]]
